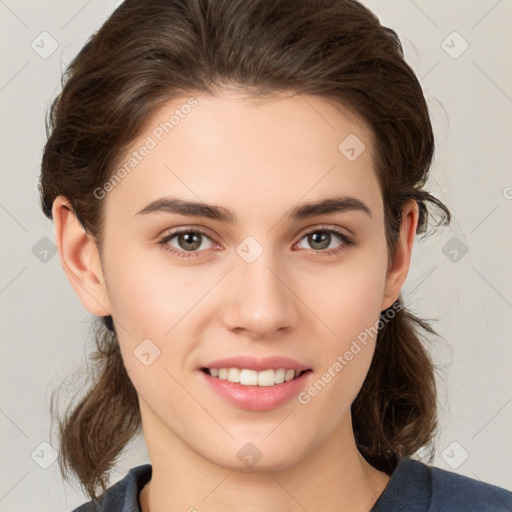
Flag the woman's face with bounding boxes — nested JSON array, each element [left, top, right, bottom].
[[65, 91, 416, 471]]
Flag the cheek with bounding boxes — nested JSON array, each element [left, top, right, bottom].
[[297, 270, 386, 430], [311, 249, 388, 345], [304, 247, 388, 396], [104, 245, 201, 335], [103, 248, 217, 396]]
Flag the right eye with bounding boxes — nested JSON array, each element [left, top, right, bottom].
[[158, 228, 217, 258]]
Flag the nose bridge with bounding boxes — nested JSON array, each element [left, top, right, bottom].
[[222, 236, 298, 337]]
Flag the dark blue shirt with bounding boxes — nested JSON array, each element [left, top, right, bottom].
[[71, 457, 512, 511]]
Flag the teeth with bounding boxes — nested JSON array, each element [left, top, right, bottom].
[[240, 369, 257, 385], [274, 368, 285, 384], [207, 368, 303, 386], [227, 368, 240, 383], [285, 369, 296, 381]]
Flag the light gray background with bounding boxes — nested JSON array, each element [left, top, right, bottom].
[[1, 0, 511, 510]]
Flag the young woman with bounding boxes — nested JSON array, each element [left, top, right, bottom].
[[40, 0, 512, 511]]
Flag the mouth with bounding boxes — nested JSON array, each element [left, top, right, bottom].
[[200, 367, 312, 387]]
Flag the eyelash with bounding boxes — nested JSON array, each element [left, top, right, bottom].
[[157, 226, 355, 259]]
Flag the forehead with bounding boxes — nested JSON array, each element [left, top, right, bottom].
[[103, 91, 382, 226]]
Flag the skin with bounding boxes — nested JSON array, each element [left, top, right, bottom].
[[53, 90, 418, 512]]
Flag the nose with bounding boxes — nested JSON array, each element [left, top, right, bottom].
[[221, 251, 300, 339]]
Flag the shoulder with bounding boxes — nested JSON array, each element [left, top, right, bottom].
[[428, 460, 512, 511], [372, 457, 512, 512], [70, 464, 152, 512]]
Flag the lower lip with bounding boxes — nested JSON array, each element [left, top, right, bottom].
[[200, 369, 313, 410]]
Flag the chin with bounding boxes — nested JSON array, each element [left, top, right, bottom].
[[204, 439, 307, 473]]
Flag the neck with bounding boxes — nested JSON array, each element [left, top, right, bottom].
[[139, 402, 390, 512]]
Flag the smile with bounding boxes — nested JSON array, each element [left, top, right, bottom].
[[202, 367, 309, 387]]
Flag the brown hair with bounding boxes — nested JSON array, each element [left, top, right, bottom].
[[40, 0, 451, 501]]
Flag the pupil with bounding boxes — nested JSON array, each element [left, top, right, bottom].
[[310, 231, 329, 250], [180, 232, 201, 250]]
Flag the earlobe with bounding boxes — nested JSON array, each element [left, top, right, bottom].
[[52, 196, 111, 317], [381, 200, 419, 311]]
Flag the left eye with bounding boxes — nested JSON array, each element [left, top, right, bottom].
[[296, 229, 352, 252]]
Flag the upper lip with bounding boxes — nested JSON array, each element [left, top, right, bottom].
[[201, 355, 311, 372]]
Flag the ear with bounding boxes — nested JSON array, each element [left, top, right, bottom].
[[381, 199, 419, 311], [52, 196, 111, 317]]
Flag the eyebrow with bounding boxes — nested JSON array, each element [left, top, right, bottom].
[[135, 195, 372, 223]]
